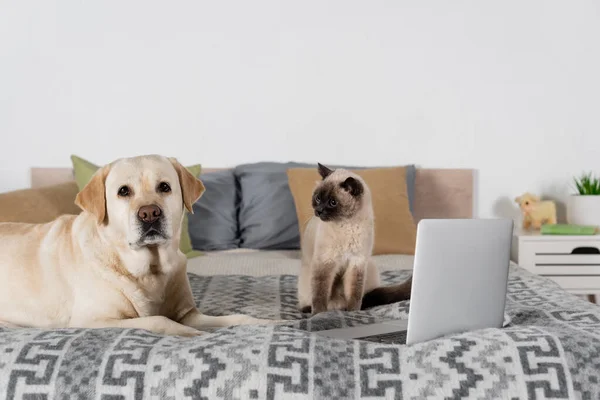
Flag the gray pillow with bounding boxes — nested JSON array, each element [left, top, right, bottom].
[[234, 162, 416, 250], [188, 170, 240, 251]]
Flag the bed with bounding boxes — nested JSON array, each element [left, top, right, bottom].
[[1, 167, 599, 399]]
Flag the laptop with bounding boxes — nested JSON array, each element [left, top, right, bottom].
[[314, 218, 513, 345]]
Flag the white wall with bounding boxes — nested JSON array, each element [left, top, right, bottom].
[[1, 1, 599, 221]]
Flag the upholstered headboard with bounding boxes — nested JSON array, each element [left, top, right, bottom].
[[30, 167, 474, 221]]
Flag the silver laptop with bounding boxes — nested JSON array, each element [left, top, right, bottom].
[[314, 218, 513, 345]]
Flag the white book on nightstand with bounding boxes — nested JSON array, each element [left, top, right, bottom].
[[513, 229, 600, 299]]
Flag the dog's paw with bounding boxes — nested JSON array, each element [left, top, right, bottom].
[[249, 317, 287, 326], [228, 315, 271, 326], [173, 326, 206, 337], [262, 319, 290, 326]]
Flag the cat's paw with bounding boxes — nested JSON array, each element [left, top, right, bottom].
[[311, 307, 327, 316], [299, 305, 312, 314]]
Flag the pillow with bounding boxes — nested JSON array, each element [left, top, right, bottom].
[[0, 182, 81, 223], [287, 166, 417, 255], [70, 155, 203, 258], [234, 162, 416, 250], [188, 170, 240, 251], [349, 164, 416, 213], [234, 162, 309, 249]]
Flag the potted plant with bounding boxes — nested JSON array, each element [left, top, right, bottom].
[[567, 172, 600, 228]]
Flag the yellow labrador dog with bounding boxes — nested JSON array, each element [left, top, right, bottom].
[[0, 155, 270, 336]]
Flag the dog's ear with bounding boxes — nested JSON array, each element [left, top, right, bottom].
[[75, 165, 110, 224], [317, 163, 334, 179], [531, 194, 540, 202], [169, 158, 205, 213], [514, 196, 521, 204]]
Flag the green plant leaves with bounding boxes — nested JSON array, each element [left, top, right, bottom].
[[574, 172, 600, 195]]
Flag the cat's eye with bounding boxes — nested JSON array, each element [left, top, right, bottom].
[[315, 195, 321, 204], [329, 199, 337, 207], [118, 186, 130, 197], [158, 182, 171, 193]]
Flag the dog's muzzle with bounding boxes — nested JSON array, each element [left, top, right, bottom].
[[138, 205, 162, 224], [136, 204, 166, 244]]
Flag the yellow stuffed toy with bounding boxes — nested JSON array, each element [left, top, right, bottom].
[[514, 193, 557, 230]]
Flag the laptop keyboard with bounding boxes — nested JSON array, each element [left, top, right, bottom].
[[360, 330, 408, 344]]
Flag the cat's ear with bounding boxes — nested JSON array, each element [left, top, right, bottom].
[[340, 177, 364, 197], [317, 163, 334, 179]]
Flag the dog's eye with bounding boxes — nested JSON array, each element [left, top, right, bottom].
[[525, 201, 529, 206], [329, 198, 337, 207], [118, 186, 130, 197], [158, 182, 171, 193], [314, 195, 321, 204]]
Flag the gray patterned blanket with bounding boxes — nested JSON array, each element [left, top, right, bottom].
[[1, 265, 599, 399]]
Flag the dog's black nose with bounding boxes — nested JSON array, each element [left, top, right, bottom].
[[138, 205, 162, 223]]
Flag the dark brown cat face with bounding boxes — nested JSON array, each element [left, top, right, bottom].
[[312, 163, 364, 222]]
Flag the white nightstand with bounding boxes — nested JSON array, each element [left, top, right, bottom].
[[514, 230, 600, 302]]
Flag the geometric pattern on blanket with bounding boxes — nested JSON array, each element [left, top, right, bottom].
[[1, 266, 600, 399]]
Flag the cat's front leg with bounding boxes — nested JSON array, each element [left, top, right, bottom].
[[297, 261, 313, 313], [311, 262, 336, 315], [344, 258, 366, 311]]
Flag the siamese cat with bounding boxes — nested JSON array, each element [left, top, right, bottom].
[[297, 163, 412, 315]]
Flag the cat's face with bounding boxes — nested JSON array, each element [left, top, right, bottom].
[[311, 163, 364, 222]]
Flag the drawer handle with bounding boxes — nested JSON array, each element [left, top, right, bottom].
[[571, 247, 600, 255]]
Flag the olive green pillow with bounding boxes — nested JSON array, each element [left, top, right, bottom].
[[70, 155, 203, 258]]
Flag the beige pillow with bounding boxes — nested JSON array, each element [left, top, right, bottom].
[[287, 166, 417, 255], [0, 182, 81, 223]]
